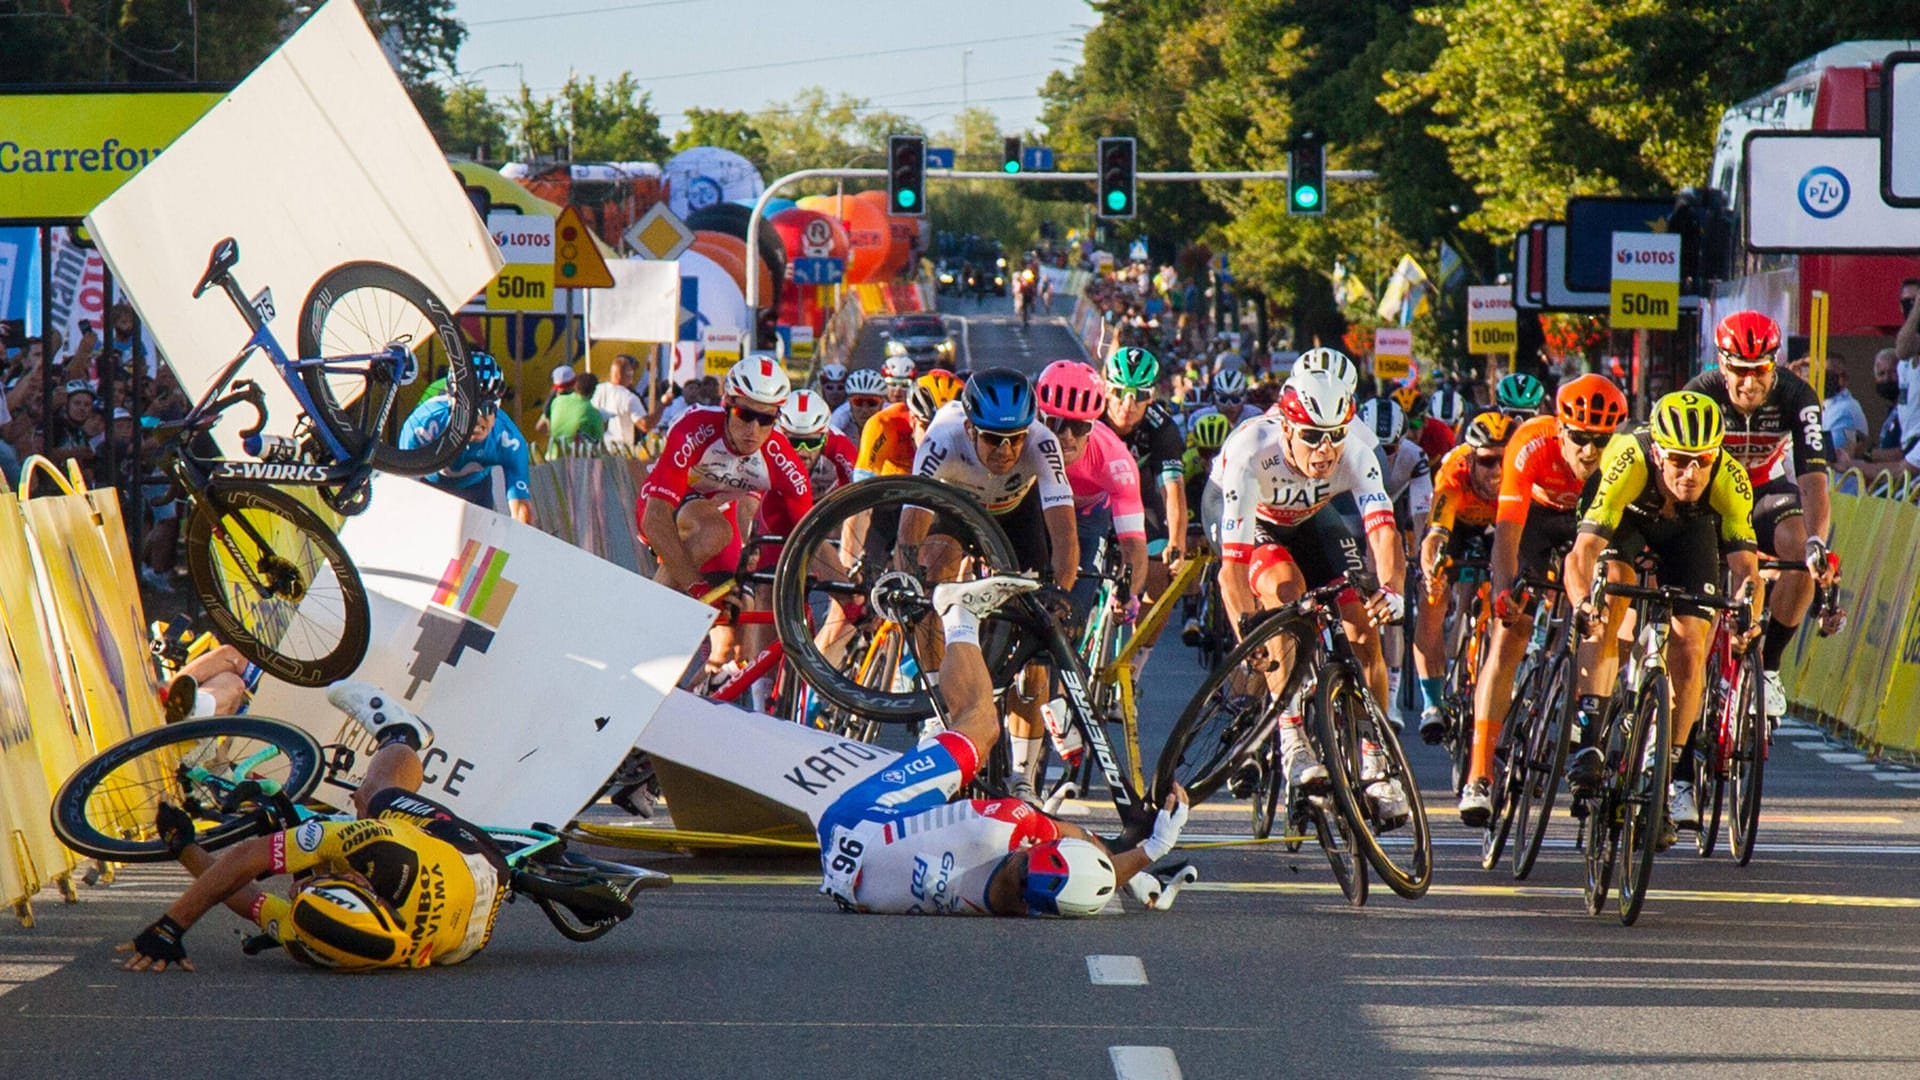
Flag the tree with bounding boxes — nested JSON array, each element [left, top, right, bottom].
[[360, 0, 464, 86], [672, 108, 767, 164], [439, 82, 510, 161], [561, 73, 670, 162], [754, 87, 921, 176]]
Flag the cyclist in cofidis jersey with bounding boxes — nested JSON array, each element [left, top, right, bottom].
[[121, 683, 507, 973], [1459, 375, 1627, 826], [817, 574, 1190, 916], [1393, 383, 1459, 467], [1414, 412, 1514, 745], [777, 390, 858, 498], [1683, 311, 1841, 721], [399, 354, 535, 526], [1565, 392, 1764, 847]]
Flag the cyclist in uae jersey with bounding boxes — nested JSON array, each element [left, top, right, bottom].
[[400, 392, 534, 525], [1685, 310, 1840, 717], [121, 683, 507, 973], [817, 576, 1189, 916]]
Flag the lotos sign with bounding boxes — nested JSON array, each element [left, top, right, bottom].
[[1609, 232, 1680, 330], [1466, 284, 1517, 354], [0, 92, 223, 220]]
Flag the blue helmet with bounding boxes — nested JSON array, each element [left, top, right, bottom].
[[962, 368, 1037, 434]]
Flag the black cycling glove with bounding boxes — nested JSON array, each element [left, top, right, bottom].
[[131, 915, 188, 965], [154, 801, 196, 857]]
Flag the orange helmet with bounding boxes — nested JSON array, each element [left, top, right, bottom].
[[1714, 311, 1781, 366], [1556, 374, 1628, 433]]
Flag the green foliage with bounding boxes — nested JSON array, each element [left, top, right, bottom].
[[673, 108, 767, 162], [750, 87, 921, 182], [560, 74, 670, 162], [439, 82, 510, 161]]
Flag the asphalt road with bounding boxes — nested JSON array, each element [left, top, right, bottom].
[[7, 307, 1920, 1078]]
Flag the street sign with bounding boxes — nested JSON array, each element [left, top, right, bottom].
[[926, 147, 955, 170], [1467, 285, 1517, 354], [1609, 232, 1680, 331], [553, 206, 613, 288], [486, 211, 555, 312], [791, 256, 846, 286], [1022, 146, 1054, 171], [1128, 238, 1149, 263], [800, 217, 834, 256], [1744, 132, 1920, 253], [703, 328, 742, 376], [1373, 327, 1412, 380], [1885, 52, 1920, 205], [624, 202, 695, 260]]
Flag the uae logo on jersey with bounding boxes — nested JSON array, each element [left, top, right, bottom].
[[405, 541, 520, 697]]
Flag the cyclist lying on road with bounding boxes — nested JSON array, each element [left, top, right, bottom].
[[818, 574, 1189, 916], [120, 682, 508, 972]]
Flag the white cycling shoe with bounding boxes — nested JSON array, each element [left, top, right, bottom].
[[932, 574, 1040, 620], [327, 680, 434, 751], [1762, 671, 1787, 719]]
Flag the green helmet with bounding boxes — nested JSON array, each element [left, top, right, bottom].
[[1103, 346, 1160, 390], [1190, 411, 1232, 451], [1495, 372, 1546, 414]]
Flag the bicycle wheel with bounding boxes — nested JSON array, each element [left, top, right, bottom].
[[1512, 649, 1574, 881], [1316, 664, 1432, 900], [1152, 612, 1315, 805], [51, 716, 325, 863], [772, 477, 1019, 721], [1692, 683, 1728, 859], [1479, 658, 1542, 872], [298, 261, 475, 477], [1306, 796, 1368, 907], [185, 483, 371, 687], [1249, 734, 1280, 840], [1728, 645, 1768, 867], [1617, 670, 1671, 926]]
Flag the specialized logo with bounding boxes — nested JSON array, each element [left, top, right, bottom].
[[214, 461, 331, 483], [405, 540, 518, 698], [1797, 166, 1850, 219]]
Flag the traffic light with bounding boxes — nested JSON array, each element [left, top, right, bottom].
[[888, 134, 926, 216], [1097, 136, 1136, 219], [1288, 132, 1325, 215], [1003, 136, 1023, 174]]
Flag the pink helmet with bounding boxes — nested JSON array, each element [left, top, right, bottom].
[[1035, 360, 1106, 421]]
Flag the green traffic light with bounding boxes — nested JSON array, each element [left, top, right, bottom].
[[897, 189, 917, 209], [1106, 190, 1127, 212], [1004, 161, 1021, 174], [1294, 186, 1320, 209]]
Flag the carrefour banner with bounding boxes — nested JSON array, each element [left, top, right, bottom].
[[0, 92, 223, 221]]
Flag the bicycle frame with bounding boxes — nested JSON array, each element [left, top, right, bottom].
[[1098, 551, 1214, 792]]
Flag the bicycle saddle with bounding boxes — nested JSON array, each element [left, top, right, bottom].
[[194, 238, 240, 299]]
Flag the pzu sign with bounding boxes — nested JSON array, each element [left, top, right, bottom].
[[1798, 166, 1851, 219]]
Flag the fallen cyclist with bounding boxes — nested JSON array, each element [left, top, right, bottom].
[[120, 682, 508, 972], [817, 573, 1190, 916]]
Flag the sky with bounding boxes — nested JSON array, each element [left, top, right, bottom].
[[449, 0, 1099, 141]]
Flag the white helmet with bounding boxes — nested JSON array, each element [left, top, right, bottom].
[[1358, 397, 1407, 445], [725, 354, 790, 407], [818, 363, 848, 384], [1429, 386, 1466, 428], [778, 390, 832, 439], [1021, 838, 1117, 917], [882, 354, 916, 383], [1212, 367, 1248, 398], [846, 368, 887, 397], [884, 339, 909, 357], [1295, 347, 1359, 396], [1277, 369, 1356, 428]]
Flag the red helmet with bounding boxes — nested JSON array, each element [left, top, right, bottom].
[[1555, 374, 1628, 433], [1714, 311, 1782, 366]]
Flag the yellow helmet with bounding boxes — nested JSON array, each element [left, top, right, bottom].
[[908, 369, 965, 423], [282, 875, 410, 971], [1649, 390, 1724, 454], [1390, 384, 1422, 415]]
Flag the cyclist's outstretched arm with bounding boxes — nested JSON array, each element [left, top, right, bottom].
[[164, 835, 274, 932], [177, 840, 268, 922]]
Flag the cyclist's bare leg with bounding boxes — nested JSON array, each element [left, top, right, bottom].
[[1577, 559, 1638, 697], [1338, 599, 1391, 712], [350, 744, 423, 817], [653, 499, 734, 592], [176, 644, 250, 715], [1007, 665, 1047, 780], [1469, 615, 1532, 784], [1411, 583, 1446, 687], [1251, 560, 1307, 699], [1768, 514, 1814, 630], [1666, 613, 1714, 753]]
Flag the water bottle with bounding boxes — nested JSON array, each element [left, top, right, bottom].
[[1041, 697, 1084, 767], [246, 434, 301, 463]]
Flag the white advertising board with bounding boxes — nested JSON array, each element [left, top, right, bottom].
[[1885, 52, 1920, 206], [1744, 132, 1920, 253]]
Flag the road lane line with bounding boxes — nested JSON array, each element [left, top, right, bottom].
[[1110, 1046, 1182, 1080], [1182, 881, 1920, 907], [1087, 955, 1148, 986]]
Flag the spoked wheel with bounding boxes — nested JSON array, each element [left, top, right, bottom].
[[185, 483, 370, 687], [1728, 646, 1768, 867], [1316, 665, 1431, 900], [772, 478, 1019, 721], [1152, 612, 1314, 805], [1249, 734, 1280, 841], [1692, 737, 1727, 859], [298, 261, 475, 477], [51, 716, 325, 863], [1512, 650, 1574, 881], [1479, 664, 1538, 872], [1305, 793, 1368, 907], [1617, 671, 1672, 926]]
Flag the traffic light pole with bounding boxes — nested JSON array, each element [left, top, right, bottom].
[[742, 166, 1380, 315]]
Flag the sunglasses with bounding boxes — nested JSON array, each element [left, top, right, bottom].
[[728, 404, 780, 428], [1656, 447, 1716, 472], [849, 395, 885, 408], [1563, 429, 1610, 448], [1722, 361, 1774, 380], [974, 428, 1028, 450], [787, 433, 826, 453], [1216, 394, 1245, 407], [1471, 453, 1502, 470], [1107, 386, 1151, 403], [1293, 425, 1347, 448], [1043, 416, 1094, 438]]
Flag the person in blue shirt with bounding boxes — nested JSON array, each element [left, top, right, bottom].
[[398, 354, 535, 525]]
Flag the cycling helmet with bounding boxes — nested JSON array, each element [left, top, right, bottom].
[[1391, 383, 1424, 415], [962, 367, 1038, 434], [470, 352, 504, 416], [908, 369, 965, 424], [1428, 387, 1466, 429], [1358, 397, 1407, 445], [778, 389, 832, 438], [1104, 346, 1160, 390], [845, 368, 886, 397], [1021, 837, 1116, 917], [1650, 390, 1724, 453], [1714, 310, 1782, 366], [1190, 410, 1232, 451], [1555, 374, 1629, 432], [1212, 367, 1248, 399], [1295, 347, 1359, 396], [884, 339, 909, 358], [1495, 372, 1546, 414], [882, 354, 916, 383], [817, 362, 848, 384], [1463, 411, 1517, 450], [1035, 360, 1106, 421], [725, 354, 790, 407], [284, 875, 409, 971], [1277, 369, 1356, 428]]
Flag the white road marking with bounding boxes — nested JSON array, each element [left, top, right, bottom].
[[1087, 955, 1148, 986], [1110, 1046, 1182, 1080], [1820, 752, 1868, 763], [1790, 742, 1830, 750]]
